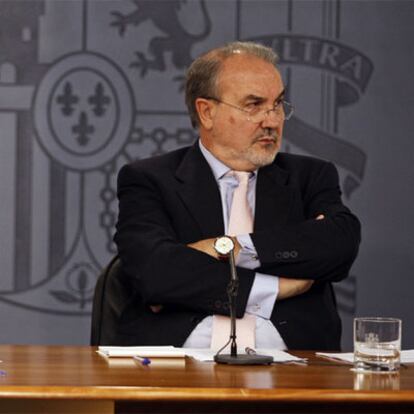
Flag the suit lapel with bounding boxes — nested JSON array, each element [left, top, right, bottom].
[[254, 162, 293, 231], [175, 143, 224, 238]]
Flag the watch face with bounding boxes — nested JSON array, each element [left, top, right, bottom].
[[214, 236, 234, 256]]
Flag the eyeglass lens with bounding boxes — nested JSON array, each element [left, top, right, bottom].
[[248, 101, 293, 123]]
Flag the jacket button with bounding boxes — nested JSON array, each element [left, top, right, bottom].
[[282, 251, 290, 259], [275, 252, 282, 259], [291, 250, 298, 258]]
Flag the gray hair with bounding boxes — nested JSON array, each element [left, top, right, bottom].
[[185, 41, 279, 128]]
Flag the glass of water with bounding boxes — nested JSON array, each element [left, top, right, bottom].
[[354, 317, 402, 372]]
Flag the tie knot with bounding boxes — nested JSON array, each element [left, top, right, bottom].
[[231, 171, 250, 185]]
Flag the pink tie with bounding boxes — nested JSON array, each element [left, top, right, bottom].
[[211, 171, 256, 352], [227, 171, 253, 236]]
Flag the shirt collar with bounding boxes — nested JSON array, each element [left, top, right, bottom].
[[198, 140, 231, 180]]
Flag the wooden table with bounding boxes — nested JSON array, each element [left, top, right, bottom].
[[0, 345, 412, 413]]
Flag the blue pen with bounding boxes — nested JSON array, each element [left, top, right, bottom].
[[133, 355, 151, 366]]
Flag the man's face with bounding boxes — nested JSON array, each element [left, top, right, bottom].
[[200, 54, 286, 171]]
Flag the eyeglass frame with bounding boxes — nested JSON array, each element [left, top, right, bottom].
[[202, 95, 294, 123]]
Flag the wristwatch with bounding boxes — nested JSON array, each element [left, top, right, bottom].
[[214, 236, 235, 257]]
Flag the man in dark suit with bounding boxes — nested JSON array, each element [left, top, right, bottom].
[[114, 41, 360, 350]]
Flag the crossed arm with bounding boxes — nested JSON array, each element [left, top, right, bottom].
[[187, 214, 325, 301]]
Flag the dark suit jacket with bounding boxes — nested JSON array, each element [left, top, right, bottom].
[[113, 142, 361, 350]]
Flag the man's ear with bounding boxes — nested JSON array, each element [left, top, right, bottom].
[[195, 98, 215, 130]]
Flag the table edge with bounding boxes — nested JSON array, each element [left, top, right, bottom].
[[0, 386, 413, 403]]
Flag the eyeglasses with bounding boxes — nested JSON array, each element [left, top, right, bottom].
[[205, 96, 294, 123]]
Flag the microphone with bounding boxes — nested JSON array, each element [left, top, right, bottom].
[[213, 236, 273, 365]]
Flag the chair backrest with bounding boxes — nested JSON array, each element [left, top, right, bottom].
[[90, 256, 130, 345]]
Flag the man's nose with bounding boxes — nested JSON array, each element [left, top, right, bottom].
[[261, 110, 283, 128]]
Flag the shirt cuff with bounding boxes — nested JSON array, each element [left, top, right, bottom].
[[245, 273, 279, 320], [235, 234, 261, 269]]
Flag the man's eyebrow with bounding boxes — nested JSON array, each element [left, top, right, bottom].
[[242, 89, 286, 104], [243, 94, 265, 102]]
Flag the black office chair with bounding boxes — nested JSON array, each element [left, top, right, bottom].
[[90, 255, 131, 345]]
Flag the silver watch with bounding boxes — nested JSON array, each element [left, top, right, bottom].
[[214, 236, 235, 256]]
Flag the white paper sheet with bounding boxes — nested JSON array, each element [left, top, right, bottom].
[[97, 346, 186, 358]]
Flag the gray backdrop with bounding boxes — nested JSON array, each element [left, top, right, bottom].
[[0, 0, 412, 350]]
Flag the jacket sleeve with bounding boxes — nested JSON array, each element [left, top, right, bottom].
[[251, 161, 361, 282], [114, 163, 255, 317]]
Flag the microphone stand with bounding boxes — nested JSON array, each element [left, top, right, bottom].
[[214, 248, 273, 365]]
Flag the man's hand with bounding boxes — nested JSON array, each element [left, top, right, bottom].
[[187, 238, 219, 258], [275, 214, 322, 300], [187, 237, 241, 259], [277, 277, 314, 300]]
